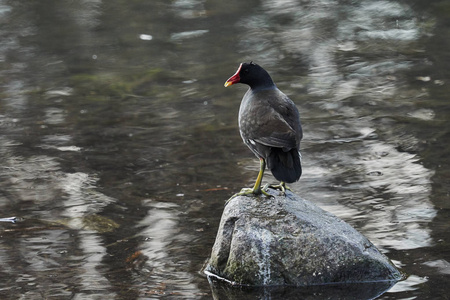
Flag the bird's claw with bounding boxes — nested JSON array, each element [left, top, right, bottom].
[[226, 187, 272, 205], [264, 182, 290, 196]]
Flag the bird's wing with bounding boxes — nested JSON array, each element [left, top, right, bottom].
[[247, 107, 298, 150], [254, 120, 298, 150], [252, 92, 301, 150]]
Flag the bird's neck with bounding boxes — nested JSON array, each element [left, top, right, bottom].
[[249, 76, 276, 91]]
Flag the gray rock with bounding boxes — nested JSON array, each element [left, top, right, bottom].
[[205, 189, 403, 286]]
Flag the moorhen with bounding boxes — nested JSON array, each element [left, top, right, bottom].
[[225, 62, 302, 196]]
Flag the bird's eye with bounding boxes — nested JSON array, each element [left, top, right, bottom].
[[243, 69, 249, 73]]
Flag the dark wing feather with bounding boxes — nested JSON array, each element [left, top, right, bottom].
[[250, 91, 301, 150]]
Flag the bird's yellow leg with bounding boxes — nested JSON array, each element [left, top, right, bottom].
[[252, 158, 266, 194], [228, 158, 271, 202]]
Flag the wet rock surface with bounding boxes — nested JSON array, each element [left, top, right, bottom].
[[206, 189, 403, 286]]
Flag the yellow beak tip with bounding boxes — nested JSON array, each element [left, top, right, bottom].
[[224, 81, 232, 87]]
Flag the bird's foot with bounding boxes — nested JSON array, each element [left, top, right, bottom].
[[264, 182, 291, 196], [234, 187, 272, 197], [226, 187, 272, 205]]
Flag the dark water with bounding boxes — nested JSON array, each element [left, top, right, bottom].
[[0, 0, 449, 299]]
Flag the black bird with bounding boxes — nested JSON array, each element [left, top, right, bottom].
[[225, 62, 302, 196]]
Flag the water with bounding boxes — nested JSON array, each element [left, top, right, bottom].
[[0, 0, 449, 299]]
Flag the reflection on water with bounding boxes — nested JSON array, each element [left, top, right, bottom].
[[137, 201, 201, 297], [0, 0, 449, 299], [208, 277, 398, 300], [60, 172, 115, 228]]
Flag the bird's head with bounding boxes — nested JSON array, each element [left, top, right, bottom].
[[224, 62, 274, 89]]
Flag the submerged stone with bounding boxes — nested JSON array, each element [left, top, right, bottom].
[[205, 189, 403, 286]]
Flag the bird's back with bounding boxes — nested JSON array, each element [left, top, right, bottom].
[[238, 87, 302, 183]]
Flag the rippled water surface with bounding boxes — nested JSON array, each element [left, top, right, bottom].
[[1, 0, 449, 299]]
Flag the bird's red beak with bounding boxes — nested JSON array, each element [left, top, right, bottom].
[[224, 63, 243, 87]]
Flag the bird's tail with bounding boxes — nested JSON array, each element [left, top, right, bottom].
[[267, 148, 302, 183]]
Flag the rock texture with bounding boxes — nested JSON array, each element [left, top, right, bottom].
[[206, 189, 403, 286]]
